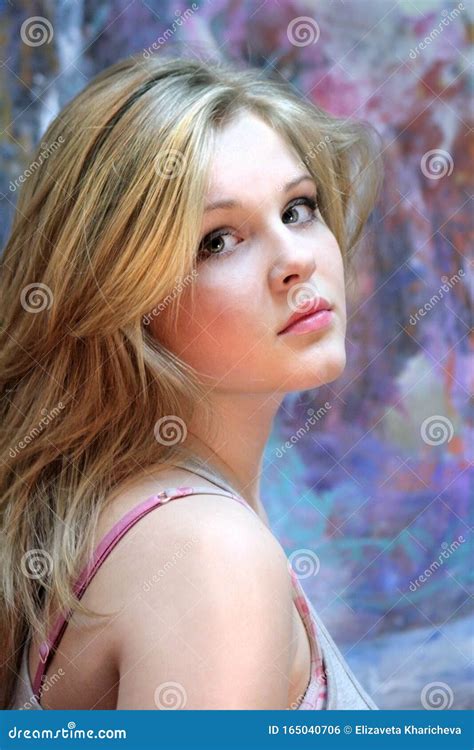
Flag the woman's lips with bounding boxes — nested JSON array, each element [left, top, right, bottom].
[[277, 308, 334, 335], [278, 295, 333, 334]]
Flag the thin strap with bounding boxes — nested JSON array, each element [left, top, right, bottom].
[[32, 485, 257, 701]]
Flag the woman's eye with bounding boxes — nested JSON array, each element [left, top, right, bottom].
[[197, 195, 320, 259], [198, 230, 239, 258], [282, 196, 319, 225]]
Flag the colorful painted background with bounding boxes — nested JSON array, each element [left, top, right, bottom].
[[1, 0, 472, 709]]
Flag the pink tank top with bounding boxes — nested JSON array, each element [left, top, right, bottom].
[[29, 485, 328, 710]]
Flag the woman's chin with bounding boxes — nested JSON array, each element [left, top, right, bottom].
[[285, 347, 347, 392]]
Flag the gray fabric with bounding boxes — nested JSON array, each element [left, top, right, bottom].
[[174, 455, 378, 710], [11, 645, 40, 710]]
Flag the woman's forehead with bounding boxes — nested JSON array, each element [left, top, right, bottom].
[[205, 114, 305, 200]]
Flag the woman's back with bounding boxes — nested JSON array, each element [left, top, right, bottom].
[[16, 463, 313, 710], [13, 457, 377, 710]]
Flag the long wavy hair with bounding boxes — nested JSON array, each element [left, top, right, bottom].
[[0, 53, 383, 708]]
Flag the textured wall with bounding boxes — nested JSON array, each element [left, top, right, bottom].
[[1, 0, 472, 709]]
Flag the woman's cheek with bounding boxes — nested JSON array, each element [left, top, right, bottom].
[[157, 290, 250, 378]]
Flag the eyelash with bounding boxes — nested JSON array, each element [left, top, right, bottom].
[[197, 194, 321, 259]]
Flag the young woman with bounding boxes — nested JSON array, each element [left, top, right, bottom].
[[0, 54, 383, 710]]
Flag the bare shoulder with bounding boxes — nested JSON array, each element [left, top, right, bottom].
[[100, 484, 294, 709]]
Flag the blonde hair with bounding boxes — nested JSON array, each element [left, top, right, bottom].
[[0, 53, 383, 708]]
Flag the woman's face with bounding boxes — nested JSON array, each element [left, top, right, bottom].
[[152, 111, 347, 394]]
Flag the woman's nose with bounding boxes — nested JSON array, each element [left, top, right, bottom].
[[268, 227, 317, 290]]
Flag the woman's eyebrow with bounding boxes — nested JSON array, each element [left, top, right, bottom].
[[204, 173, 315, 213]]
